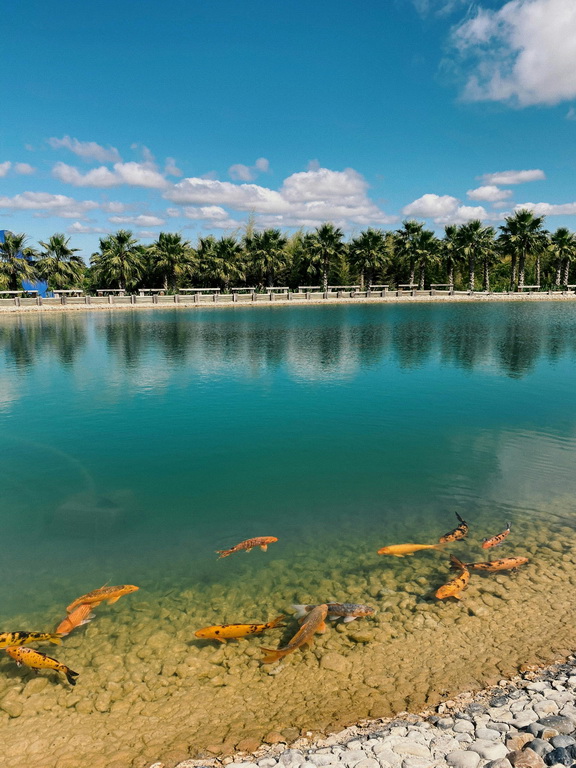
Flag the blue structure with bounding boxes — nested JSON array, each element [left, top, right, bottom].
[[0, 229, 48, 297]]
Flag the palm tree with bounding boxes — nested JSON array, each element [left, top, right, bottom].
[[458, 220, 495, 292], [413, 228, 439, 289], [244, 229, 288, 288], [199, 236, 245, 291], [37, 233, 85, 290], [302, 223, 346, 292], [148, 232, 195, 291], [348, 229, 388, 289], [499, 210, 548, 291], [0, 232, 38, 291], [441, 225, 462, 288], [395, 220, 424, 286], [549, 228, 576, 287], [90, 230, 145, 291]]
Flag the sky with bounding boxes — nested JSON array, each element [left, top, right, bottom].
[[1, 0, 576, 257]]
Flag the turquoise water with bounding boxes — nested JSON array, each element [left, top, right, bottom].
[[1, 302, 576, 768]]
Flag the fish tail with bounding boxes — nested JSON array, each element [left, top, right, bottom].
[[216, 549, 231, 558], [456, 512, 466, 524], [291, 604, 309, 619], [48, 635, 63, 645], [268, 615, 286, 629], [449, 554, 466, 570], [65, 669, 79, 686], [260, 646, 291, 664], [506, 521, 512, 530]]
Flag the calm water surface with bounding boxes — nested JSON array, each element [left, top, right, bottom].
[[1, 302, 576, 767]]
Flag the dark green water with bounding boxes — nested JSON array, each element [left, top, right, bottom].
[[1, 302, 575, 619]]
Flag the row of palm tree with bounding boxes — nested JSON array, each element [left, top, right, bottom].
[[1, 210, 576, 294]]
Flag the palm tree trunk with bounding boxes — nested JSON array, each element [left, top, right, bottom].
[[536, 254, 541, 286], [518, 248, 526, 291], [419, 264, 425, 290], [448, 262, 454, 289], [563, 259, 570, 286], [510, 253, 517, 290], [469, 256, 475, 291], [409, 264, 415, 285], [556, 264, 562, 286], [322, 263, 328, 292], [483, 258, 489, 292], [359, 271, 365, 291]]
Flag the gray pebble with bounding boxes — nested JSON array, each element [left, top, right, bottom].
[[538, 717, 575, 735], [485, 761, 512, 768], [445, 750, 481, 768], [550, 736, 576, 749], [468, 740, 509, 760], [525, 740, 554, 757], [475, 728, 501, 741], [454, 721, 475, 734]]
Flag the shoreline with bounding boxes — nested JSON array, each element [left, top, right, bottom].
[[167, 654, 576, 768], [1, 292, 576, 316]]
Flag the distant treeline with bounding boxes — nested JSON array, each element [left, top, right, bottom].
[[1, 210, 574, 293]]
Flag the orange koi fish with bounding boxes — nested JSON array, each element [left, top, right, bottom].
[[5, 646, 79, 686], [293, 603, 375, 623], [194, 615, 285, 643], [378, 543, 441, 557], [439, 512, 469, 544], [0, 632, 62, 649], [216, 536, 278, 559], [261, 604, 328, 663], [436, 555, 470, 600], [463, 556, 528, 572], [482, 522, 511, 549], [56, 604, 95, 637], [66, 584, 139, 613]]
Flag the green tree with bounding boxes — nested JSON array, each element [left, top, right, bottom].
[[0, 232, 38, 291], [458, 220, 495, 292], [302, 223, 346, 292], [147, 232, 195, 291], [395, 220, 424, 286], [413, 228, 439, 289], [198, 236, 245, 291], [90, 230, 145, 291], [244, 229, 287, 288], [441, 225, 463, 288], [499, 210, 548, 291], [37, 233, 85, 290], [549, 227, 576, 287], [348, 229, 388, 289]]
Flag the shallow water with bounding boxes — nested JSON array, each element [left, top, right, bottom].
[[1, 303, 576, 768]]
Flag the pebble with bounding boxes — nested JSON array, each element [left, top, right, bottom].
[[468, 740, 509, 760], [537, 717, 575, 734], [445, 750, 481, 768], [549, 736, 576, 749], [525, 740, 554, 757], [507, 748, 546, 768], [544, 748, 572, 766]]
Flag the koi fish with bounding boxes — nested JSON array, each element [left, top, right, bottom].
[[292, 603, 375, 623], [56, 604, 95, 637], [0, 632, 62, 649], [216, 536, 278, 559], [438, 512, 469, 544], [482, 522, 511, 549], [435, 555, 470, 600], [377, 543, 441, 557], [261, 603, 328, 663], [463, 556, 529, 572], [66, 584, 139, 613], [4, 646, 79, 686], [194, 615, 285, 643]]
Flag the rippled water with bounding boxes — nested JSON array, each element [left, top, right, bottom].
[[1, 302, 576, 768]]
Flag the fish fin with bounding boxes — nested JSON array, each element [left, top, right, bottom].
[[49, 636, 62, 645], [343, 616, 357, 623], [245, 547, 253, 553], [318, 621, 328, 634], [393, 554, 405, 558], [16, 661, 22, 667], [453, 594, 462, 600], [292, 605, 310, 619], [268, 615, 286, 629], [107, 596, 120, 605], [328, 615, 339, 621], [215, 637, 226, 643], [65, 670, 79, 686], [57, 630, 70, 638], [260, 544, 268, 552]]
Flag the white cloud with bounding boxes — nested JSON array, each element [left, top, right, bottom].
[[0, 162, 11, 177], [182, 205, 231, 221], [412, 0, 467, 16], [166, 166, 394, 228], [402, 193, 488, 224], [228, 157, 271, 181], [48, 135, 121, 163], [481, 169, 545, 185], [100, 201, 129, 214], [164, 158, 182, 176], [0, 191, 98, 219], [68, 222, 109, 234], [14, 163, 35, 175], [109, 214, 165, 226], [452, 0, 576, 106], [53, 161, 168, 188], [514, 201, 576, 215], [467, 185, 513, 202]]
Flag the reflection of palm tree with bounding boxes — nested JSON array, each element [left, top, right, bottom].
[[37, 233, 85, 290], [91, 230, 145, 291], [348, 229, 388, 290], [0, 232, 38, 291], [302, 223, 346, 292], [549, 228, 576, 287], [499, 210, 548, 291], [244, 229, 287, 288], [147, 232, 195, 291]]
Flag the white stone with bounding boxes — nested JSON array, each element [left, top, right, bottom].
[[341, 750, 367, 767], [533, 700, 559, 717], [445, 750, 481, 768], [511, 711, 537, 728], [259, 760, 279, 768], [372, 747, 401, 767], [400, 759, 434, 768], [307, 757, 339, 767], [391, 743, 431, 758], [454, 721, 475, 733], [468, 740, 508, 760], [354, 760, 379, 768]]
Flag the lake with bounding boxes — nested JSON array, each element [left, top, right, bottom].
[[1, 302, 576, 768]]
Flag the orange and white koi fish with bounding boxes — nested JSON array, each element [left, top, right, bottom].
[[436, 555, 470, 600], [293, 603, 375, 623], [0, 632, 62, 649], [377, 543, 441, 557], [56, 604, 95, 637], [216, 536, 278, 559], [438, 513, 469, 544], [261, 604, 328, 663], [194, 615, 285, 643], [482, 522, 511, 549], [4, 646, 79, 686], [66, 584, 139, 613], [463, 557, 528, 572]]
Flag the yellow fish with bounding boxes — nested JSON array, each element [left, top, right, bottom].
[[194, 615, 285, 643], [377, 543, 441, 557], [5, 646, 79, 686], [0, 632, 62, 649], [436, 556, 470, 600]]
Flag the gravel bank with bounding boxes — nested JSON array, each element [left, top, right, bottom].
[[164, 658, 576, 768]]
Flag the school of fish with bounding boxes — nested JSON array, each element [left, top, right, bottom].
[[0, 522, 529, 684]]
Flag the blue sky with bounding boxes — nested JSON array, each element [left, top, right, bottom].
[[1, 0, 575, 257]]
